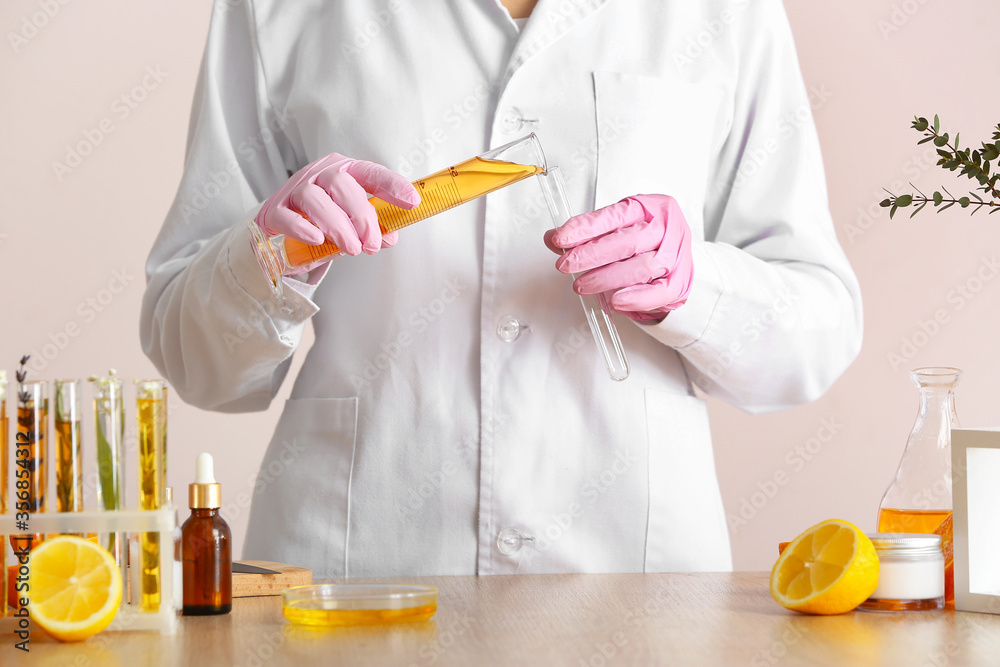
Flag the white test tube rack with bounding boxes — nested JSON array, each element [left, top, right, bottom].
[[0, 507, 178, 635]]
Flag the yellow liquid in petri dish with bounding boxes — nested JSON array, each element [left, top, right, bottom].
[[282, 602, 437, 627], [282, 157, 543, 269]]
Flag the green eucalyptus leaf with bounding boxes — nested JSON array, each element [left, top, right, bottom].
[[896, 194, 913, 207], [934, 114, 940, 133], [890, 204, 898, 219], [933, 191, 944, 205], [933, 136, 948, 147], [880, 198, 892, 207], [960, 197, 971, 207]]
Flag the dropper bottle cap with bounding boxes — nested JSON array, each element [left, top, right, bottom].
[[189, 452, 221, 509]]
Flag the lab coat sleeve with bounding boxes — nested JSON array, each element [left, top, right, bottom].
[[140, 0, 320, 413], [638, 0, 862, 413]]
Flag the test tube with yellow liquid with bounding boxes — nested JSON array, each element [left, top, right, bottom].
[[249, 134, 548, 299], [54, 380, 84, 536], [136, 380, 167, 612], [11, 380, 47, 552], [0, 372, 7, 618]]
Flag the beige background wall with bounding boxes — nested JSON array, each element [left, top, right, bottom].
[[1, 0, 998, 571]]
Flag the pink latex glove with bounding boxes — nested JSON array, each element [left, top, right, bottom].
[[256, 153, 420, 257], [544, 194, 694, 322]]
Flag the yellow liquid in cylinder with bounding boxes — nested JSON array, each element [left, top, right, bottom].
[[877, 508, 951, 533], [283, 602, 437, 627], [282, 157, 543, 268]]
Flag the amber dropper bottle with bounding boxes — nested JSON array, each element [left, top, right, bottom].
[[181, 452, 232, 615]]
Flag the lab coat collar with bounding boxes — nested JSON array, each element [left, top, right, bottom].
[[501, 0, 610, 88]]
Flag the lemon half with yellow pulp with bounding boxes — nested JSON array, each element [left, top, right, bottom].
[[28, 536, 122, 641], [770, 519, 879, 615]]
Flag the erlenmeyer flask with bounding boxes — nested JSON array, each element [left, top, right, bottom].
[[878, 367, 961, 530], [877, 366, 961, 604]]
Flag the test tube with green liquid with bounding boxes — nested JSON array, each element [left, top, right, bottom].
[[91, 372, 125, 566], [136, 380, 167, 612]]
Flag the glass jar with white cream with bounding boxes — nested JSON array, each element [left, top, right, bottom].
[[859, 533, 944, 611]]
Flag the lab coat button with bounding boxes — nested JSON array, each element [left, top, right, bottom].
[[497, 527, 534, 555], [499, 106, 537, 134], [496, 314, 528, 342]]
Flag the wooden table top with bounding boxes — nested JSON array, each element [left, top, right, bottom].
[[5, 572, 1000, 666]]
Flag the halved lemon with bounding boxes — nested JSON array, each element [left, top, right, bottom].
[[770, 519, 879, 615], [28, 536, 122, 642]]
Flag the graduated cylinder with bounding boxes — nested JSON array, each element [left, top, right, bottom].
[[248, 134, 547, 298]]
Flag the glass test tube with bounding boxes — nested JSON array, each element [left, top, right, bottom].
[[54, 380, 83, 536], [11, 380, 47, 552], [91, 373, 125, 567], [136, 380, 167, 612], [249, 133, 549, 298], [537, 167, 630, 382], [0, 372, 6, 618]]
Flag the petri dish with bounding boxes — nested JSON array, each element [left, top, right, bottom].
[[282, 584, 438, 627]]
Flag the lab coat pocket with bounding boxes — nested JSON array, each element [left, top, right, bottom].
[[593, 71, 727, 235], [243, 397, 359, 578], [643, 388, 732, 572]]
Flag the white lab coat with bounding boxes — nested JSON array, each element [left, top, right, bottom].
[[142, 0, 862, 577]]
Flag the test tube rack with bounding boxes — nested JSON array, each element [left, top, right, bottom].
[[0, 507, 178, 635]]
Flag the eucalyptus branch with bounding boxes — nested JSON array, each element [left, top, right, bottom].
[[881, 185, 1000, 219], [880, 115, 1000, 219]]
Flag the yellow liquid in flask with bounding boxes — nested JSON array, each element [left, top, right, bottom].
[[877, 507, 951, 534]]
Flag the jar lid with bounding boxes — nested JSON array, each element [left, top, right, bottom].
[[867, 533, 942, 557]]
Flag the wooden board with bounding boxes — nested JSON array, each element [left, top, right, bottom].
[[231, 561, 312, 598]]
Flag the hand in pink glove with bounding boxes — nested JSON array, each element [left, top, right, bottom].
[[544, 194, 694, 322], [256, 153, 420, 256]]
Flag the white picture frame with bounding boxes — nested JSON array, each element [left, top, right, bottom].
[[951, 428, 1000, 614]]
